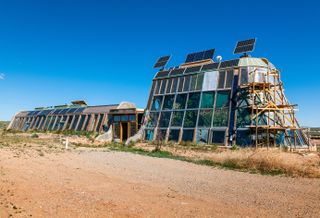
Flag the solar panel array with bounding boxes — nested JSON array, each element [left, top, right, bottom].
[[153, 55, 171, 69], [233, 38, 256, 54], [185, 49, 215, 63]]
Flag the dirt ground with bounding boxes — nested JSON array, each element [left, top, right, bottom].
[[1, 141, 320, 217]]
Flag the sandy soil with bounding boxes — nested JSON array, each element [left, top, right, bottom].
[[1, 144, 320, 218]]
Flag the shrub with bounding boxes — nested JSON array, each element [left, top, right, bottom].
[[31, 133, 39, 138]]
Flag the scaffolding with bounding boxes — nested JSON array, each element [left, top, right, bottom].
[[242, 59, 310, 149]]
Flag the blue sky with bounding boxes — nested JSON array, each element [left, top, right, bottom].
[[0, 0, 319, 126]]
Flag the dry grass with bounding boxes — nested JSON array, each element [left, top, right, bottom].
[[138, 143, 320, 178]]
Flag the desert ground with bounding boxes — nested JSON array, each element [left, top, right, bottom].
[[0, 133, 320, 218]]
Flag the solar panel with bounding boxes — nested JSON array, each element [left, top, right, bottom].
[[169, 68, 185, 76], [155, 70, 171, 78], [219, 59, 240, 68], [185, 49, 215, 63], [233, 38, 256, 54], [201, 62, 220, 71], [153, 55, 171, 69], [184, 66, 202, 74]]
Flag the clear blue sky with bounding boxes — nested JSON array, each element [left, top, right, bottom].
[[0, 0, 319, 126]]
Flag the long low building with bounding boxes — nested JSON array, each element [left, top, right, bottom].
[[8, 101, 144, 142]]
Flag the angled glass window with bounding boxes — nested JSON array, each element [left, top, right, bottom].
[[159, 79, 167, 94], [165, 78, 173, 93], [218, 71, 226, 89], [163, 95, 174, 110], [159, 112, 171, 127], [182, 129, 194, 142], [236, 108, 251, 127], [201, 91, 215, 108], [171, 111, 184, 127], [147, 112, 159, 127], [156, 129, 167, 140], [145, 129, 154, 141], [236, 130, 251, 146], [202, 71, 218, 91], [171, 78, 178, 93], [198, 110, 213, 127], [187, 92, 200, 109], [190, 74, 197, 91], [71, 115, 80, 130], [225, 70, 234, 88], [177, 77, 184, 92], [183, 110, 198, 127], [196, 73, 204, 90], [151, 96, 163, 111], [196, 129, 209, 144], [169, 129, 180, 142], [183, 76, 191, 92], [212, 108, 229, 127], [215, 91, 230, 108], [211, 130, 226, 144], [174, 94, 187, 109], [77, 115, 86, 131], [154, 80, 161, 95]]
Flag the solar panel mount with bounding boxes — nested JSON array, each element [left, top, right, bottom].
[[185, 49, 215, 63], [153, 55, 171, 69], [233, 38, 256, 55]]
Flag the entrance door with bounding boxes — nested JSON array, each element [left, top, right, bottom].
[[121, 122, 128, 142]]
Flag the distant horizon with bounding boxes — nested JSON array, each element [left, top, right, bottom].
[[1, 0, 320, 126]]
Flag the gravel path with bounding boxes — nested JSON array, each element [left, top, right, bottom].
[[1, 147, 320, 217]]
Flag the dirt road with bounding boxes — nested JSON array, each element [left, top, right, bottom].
[[1, 146, 320, 217]]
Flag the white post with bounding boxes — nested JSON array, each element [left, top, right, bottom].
[[65, 138, 69, 150]]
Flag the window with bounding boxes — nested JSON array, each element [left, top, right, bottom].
[[215, 91, 230, 108], [154, 80, 161, 95], [236, 108, 251, 127], [218, 71, 226, 89], [159, 79, 167, 94], [145, 129, 154, 141], [169, 129, 180, 142], [187, 92, 200, 109], [129, 115, 136, 121], [182, 129, 194, 142], [147, 112, 159, 127], [211, 130, 226, 144], [196, 129, 209, 144], [198, 110, 213, 127], [114, 115, 121, 122], [151, 96, 163, 111], [240, 68, 248, 85], [171, 78, 178, 93], [190, 74, 197, 91], [171, 111, 184, 127], [236, 130, 251, 146], [165, 78, 173, 93], [178, 77, 184, 92], [174, 94, 187, 109], [201, 91, 215, 108], [114, 123, 120, 139], [202, 71, 218, 91], [156, 129, 167, 140], [183, 76, 191, 92], [163, 95, 174, 110], [183, 110, 198, 127], [121, 115, 128, 122], [196, 73, 204, 90], [212, 108, 229, 127], [225, 70, 234, 88], [159, 112, 171, 127], [130, 123, 136, 137], [76, 115, 86, 131], [71, 115, 80, 130]]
